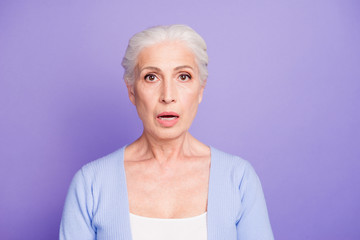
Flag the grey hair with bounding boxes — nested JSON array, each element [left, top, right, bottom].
[[121, 24, 208, 86]]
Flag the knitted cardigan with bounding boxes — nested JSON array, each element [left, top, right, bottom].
[[60, 145, 274, 240]]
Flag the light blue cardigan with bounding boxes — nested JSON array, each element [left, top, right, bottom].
[[60, 146, 274, 239]]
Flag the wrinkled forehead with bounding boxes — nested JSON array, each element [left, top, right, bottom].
[[136, 41, 199, 74]]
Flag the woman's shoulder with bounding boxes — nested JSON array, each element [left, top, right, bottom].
[[210, 146, 259, 184], [210, 146, 251, 169], [77, 145, 126, 181]]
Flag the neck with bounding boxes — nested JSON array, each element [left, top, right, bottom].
[[130, 131, 198, 165]]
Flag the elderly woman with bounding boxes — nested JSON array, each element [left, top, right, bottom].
[[60, 24, 274, 240]]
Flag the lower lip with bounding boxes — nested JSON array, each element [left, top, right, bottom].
[[156, 117, 179, 127]]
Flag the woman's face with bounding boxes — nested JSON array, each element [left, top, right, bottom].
[[127, 41, 205, 140]]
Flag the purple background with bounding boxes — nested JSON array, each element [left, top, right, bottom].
[[1, 0, 359, 239]]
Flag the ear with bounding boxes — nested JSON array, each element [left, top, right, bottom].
[[126, 82, 136, 105], [198, 84, 205, 104]]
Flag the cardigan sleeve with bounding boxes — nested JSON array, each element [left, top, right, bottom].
[[236, 161, 274, 240], [60, 168, 96, 240]]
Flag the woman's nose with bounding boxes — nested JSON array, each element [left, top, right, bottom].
[[160, 80, 176, 104]]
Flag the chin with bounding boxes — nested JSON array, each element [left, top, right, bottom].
[[149, 127, 188, 141]]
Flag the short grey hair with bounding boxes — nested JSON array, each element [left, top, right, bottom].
[[121, 24, 208, 86]]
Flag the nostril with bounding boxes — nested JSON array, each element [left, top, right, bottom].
[[161, 97, 176, 103]]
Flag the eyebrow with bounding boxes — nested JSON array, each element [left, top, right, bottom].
[[140, 65, 194, 72], [140, 66, 161, 72], [174, 65, 194, 71]]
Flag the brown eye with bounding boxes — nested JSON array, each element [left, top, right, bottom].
[[144, 74, 158, 82], [179, 74, 191, 81]]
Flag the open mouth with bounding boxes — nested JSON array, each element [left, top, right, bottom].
[[158, 115, 179, 120], [157, 112, 179, 120]]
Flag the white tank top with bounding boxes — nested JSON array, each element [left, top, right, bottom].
[[129, 212, 208, 240]]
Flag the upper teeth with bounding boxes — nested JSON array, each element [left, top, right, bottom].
[[160, 116, 177, 120]]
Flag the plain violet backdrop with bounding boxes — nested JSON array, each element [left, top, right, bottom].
[[1, 0, 359, 239]]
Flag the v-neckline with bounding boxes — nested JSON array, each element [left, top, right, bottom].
[[119, 145, 216, 231]]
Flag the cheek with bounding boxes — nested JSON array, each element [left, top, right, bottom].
[[134, 89, 156, 118], [134, 89, 146, 113], [136, 97, 149, 114], [182, 91, 201, 113]]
